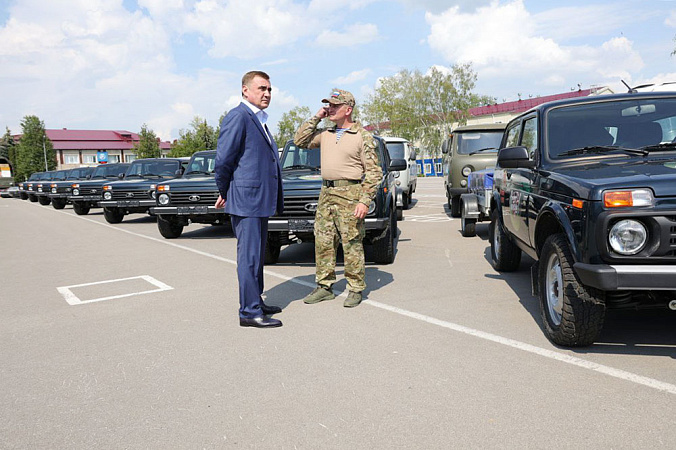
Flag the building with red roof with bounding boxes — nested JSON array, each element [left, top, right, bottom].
[[15, 129, 173, 169]]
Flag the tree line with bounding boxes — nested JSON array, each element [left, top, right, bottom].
[[1, 63, 488, 181]]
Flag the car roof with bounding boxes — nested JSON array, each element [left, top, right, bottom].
[[452, 123, 508, 133], [381, 137, 409, 143]]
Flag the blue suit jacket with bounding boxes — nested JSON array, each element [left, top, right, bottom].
[[215, 103, 284, 217]]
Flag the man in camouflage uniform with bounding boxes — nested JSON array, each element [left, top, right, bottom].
[[294, 89, 381, 307]]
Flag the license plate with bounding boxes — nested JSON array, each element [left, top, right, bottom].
[[82, 195, 99, 200], [178, 205, 208, 215], [289, 219, 314, 233], [119, 200, 140, 207]]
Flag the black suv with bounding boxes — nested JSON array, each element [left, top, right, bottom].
[[99, 158, 188, 223], [266, 136, 406, 264], [18, 172, 42, 200], [490, 91, 676, 346], [49, 166, 95, 209], [68, 163, 131, 215], [151, 150, 227, 238], [35, 170, 63, 205]]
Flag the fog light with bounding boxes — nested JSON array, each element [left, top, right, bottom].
[[103, 191, 112, 200], [158, 193, 170, 205], [609, 219, 647, 255], [460, 179, 467, 187], [72, 188, 80, 196]]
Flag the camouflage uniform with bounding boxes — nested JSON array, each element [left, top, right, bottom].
[[294, 92, 381, 293]]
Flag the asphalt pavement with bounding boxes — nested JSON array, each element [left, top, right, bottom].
[[1, 177, 675, 449]]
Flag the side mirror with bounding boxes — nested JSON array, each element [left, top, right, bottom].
[[409, 150, 417, 161], [497, 146, 536, 169], [118, 173, 125, 179], [441, 140, 448, 154], [86, 175, 91, 179], [175, 169, 184, 177], [389, 158, 407, 172]]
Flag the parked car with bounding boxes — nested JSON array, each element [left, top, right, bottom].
[[382, 137, 417, 219], [34, 171, 61, 205], [19, 172, 42, 201], [266, 136, 406, 264], [441, 123, 507, 217], [0, 157, 14, 198], [490, 91, 676, 347], [151, 150, 228, 238], [68, 163, 130, 215], [99, 158, 188, 223], [49, 166, 95, 209]]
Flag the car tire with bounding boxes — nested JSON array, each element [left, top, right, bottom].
[[396, 206, 403, 221], [489, 208, 521, 271], [372, 205, 396, 264], [450, 195, 461, 218], [103, 207, 124, 224], [52, 198, 67, 209], [28, 194, 37, 202], [157, 215, 184, 238], [402, 192, 410, 210], [264, 237, 281, 265], [460, 198, 476, 237], [73, 202, 90, 215], [38, 196, 51, 206], [19, 192, 28, 200], [539, 233, 605, 347]]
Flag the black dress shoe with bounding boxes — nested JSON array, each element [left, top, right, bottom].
[[260, 303, 282, 315], [240, 316, 283, 328]]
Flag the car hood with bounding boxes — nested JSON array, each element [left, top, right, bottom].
[[104, 178, 168, 190], [544, 158, 676, 199], [281, 170, 323, 191], [158, 176, 217, 190]]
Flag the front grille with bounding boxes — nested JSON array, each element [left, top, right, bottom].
[[279, 195, 319, 217], [111, 190, 149, 200], [171, 192, 219, 205]]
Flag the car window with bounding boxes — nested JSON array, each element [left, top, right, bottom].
[[521, 117, 538, 155], [385, 142, 406, 159], [504, 124, 520, 148], [456, 132, 503, 154], [281, 144, 321, 169]]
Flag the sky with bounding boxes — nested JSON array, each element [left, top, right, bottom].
[[1, 0, 676, 143]]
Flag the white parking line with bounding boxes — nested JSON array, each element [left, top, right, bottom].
[[57, 275, 173, 305], [41, 204, 676, 396]]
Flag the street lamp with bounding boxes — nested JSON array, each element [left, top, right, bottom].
[[42, 132, 48, 171]]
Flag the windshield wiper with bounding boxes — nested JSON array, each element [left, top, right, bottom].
[[639, 142, 676, 152], [125, 174, 142, 179], [142, 173, 161, 178], [558, 145, 648, 157], [468, 147, 498, 155], [185, 170, 213, 176], [283, 164, 320, 171]]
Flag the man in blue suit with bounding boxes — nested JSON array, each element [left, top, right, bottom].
[[215, 70, 284, 328]]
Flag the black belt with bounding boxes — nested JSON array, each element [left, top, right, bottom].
[[322, 179, 361, 187]]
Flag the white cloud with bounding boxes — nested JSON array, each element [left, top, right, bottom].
[[315, 23, 379, 47], [425, 0, 644, 95], [398, 0, 491, 14], [331, 69, 373, 85], [665, 10, 676, 28]]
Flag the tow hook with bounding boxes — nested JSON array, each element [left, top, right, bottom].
[[669, 300, 676, 311]]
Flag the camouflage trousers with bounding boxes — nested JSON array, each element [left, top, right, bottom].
[[314, 184, 366, 292]]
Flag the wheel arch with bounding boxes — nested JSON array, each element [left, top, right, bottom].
[[534, 202, 580, 261]]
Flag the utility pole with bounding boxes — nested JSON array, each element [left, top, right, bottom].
[[42, 133, 48, 171]]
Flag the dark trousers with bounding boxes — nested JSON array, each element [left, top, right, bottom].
[[230, 215, 268, 319]]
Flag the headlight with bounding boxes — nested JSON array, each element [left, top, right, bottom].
[[51, 187, 57, 193], [367, 201, 376, 215], [158, 193, 170, 205], [604, 189, 653, 208], [462, 166, 472, 177], [609, 219, 647, 255], [460, 180, 467, 187], [72, 188, 80, 196], [103, 191, 112, 200], [393, 171, 400, 178]]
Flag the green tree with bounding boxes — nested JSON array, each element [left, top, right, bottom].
[[362, 64, 494, 156], [15, 115, 55, 181], [133, 124, 161, 159], [169, 116, 218, 157], [273, 106, 312, 147], [0, 127, 15, 163]]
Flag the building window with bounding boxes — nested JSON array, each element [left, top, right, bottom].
[[83, 154, 97, 164], [64, 154, 79, 164], [108, 155, 120, 163], [126, 154, 136, 163]]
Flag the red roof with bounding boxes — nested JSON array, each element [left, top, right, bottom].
[[41, 129, 172, 150], [468, 89, 592, 117]]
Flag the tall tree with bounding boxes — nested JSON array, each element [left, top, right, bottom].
[[362, 64, 494, 156], [273, 106, 312, 147], [0, 127, 15, 163], [15, 115, 55, 181], [169, 116, 218, 157], [133, 124, 161, 159]]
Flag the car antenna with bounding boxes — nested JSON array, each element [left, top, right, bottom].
[[621, 79, 636, 93]]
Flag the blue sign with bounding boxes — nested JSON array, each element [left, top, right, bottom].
[[97, 151, 108, 164]]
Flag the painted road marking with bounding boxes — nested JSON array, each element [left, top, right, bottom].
[[57, 275, 173, 305], [32, 202, 676, 396]]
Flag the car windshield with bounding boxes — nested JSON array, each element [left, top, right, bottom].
[[456, 132, 502, 155], [185, 153, 216, 175], [385, 142, 406, 159], [280, 144, 321, 170], [53, 170, 69, 181], [126, 160, 181, 178], [547, 97, 676, 160]]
